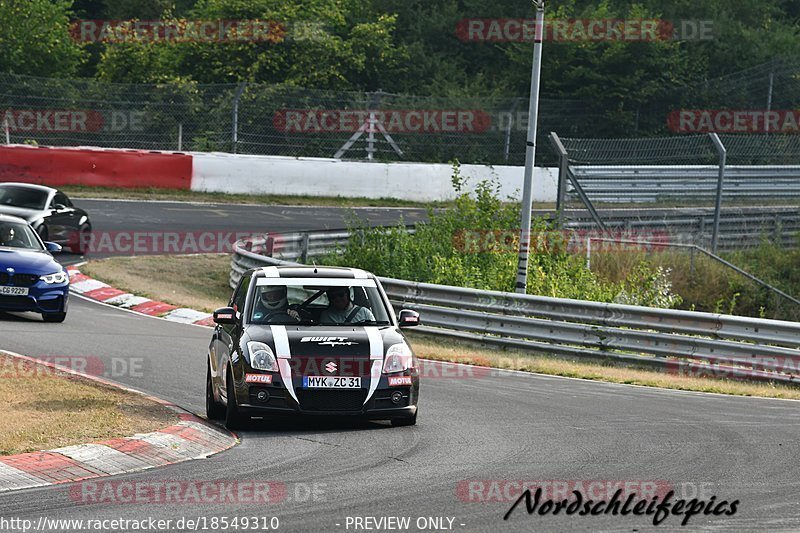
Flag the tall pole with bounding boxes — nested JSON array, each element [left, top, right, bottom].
[[515, 0, 545, 294], [709, 133, 726, 253], [232, 82, 246, 154]]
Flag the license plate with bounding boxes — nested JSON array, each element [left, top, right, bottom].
[[0, 286, 28, 296], [303, 376, 361, 389]]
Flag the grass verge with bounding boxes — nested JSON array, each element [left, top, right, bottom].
[[80, 254, 232, 313], [406, 332, 800, 400], [80, 254, 800, 400], [0, 353, 177, 455], [61, 185, 452, 208]]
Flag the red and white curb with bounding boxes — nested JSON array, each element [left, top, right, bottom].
[[66, 266, 215, 327], [0, 352, 237, 493]]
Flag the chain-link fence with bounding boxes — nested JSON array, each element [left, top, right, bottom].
[[0, 72, 603, 165], [3, 56, 800, 165], [549, 132, 800, 252]]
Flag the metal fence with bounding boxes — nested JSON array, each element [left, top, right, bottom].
[[230, 233, 800, 386], [549, 132, 800, 252], [3, 57, 800, 165], [0, 72, 601, 165]]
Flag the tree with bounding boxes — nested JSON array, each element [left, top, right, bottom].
[[0, 0, 85, 76], [95, 0, 408, 89]]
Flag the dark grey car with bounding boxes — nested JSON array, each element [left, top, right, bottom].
[[0, 183, 91, 254]]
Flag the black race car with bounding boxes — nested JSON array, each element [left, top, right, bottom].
[[0, 183, 91, 254], [207, 265, 421, 429]]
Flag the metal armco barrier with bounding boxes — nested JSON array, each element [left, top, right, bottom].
[[565, 206, 800, 250], [231, 234, 800, 386], [570, 165, 800, 203]]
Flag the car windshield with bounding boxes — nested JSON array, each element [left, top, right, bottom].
[[249, 280, 392, 326], [0, 186, 48, 210], [0, 221, 43, 250]]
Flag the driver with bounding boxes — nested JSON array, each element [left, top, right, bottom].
[[319, 287, 375, 324], [0, 225, 22, 248], [252, 285, 301, 323]]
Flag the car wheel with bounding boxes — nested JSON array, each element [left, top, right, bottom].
[[74, 224, 91, 255], [224, 367, 250, 430], [206, 364, 225, 420], [42, 312, 66, 323], [390, 410, 417, 427]]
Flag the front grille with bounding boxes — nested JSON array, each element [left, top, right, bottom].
[[0, 273, 38, 287], [296, 389, 367, 412], [0, 295, 34, 309]]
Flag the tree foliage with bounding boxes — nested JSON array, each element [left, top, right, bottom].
[[3, 0, 800, 136], [0, 0, 85, 76]]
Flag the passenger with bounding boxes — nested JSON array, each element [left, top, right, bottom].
[[319, 287, 375, 324]]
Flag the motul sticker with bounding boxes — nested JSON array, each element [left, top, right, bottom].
[[245, 373, 273, 384], [388, 375, 412, 386]]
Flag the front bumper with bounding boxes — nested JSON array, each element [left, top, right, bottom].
[[236, 371, 420, 419], [0, 284, 68, 314]]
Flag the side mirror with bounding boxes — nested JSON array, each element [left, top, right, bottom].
[[398, 309, 420, 328], [44, 242, 62, 253], [213, 306, 238, 325]]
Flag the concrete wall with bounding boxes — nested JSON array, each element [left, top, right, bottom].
[[191, 153, 558, 202]]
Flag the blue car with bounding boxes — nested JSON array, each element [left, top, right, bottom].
[[0, 214, 69, 322]]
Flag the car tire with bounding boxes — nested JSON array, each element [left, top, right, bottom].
[[42, 312, 66, 323], [224, 367, 250, 430], [206, 364, 225, 420], [74, 224, 91, 255], [390, 410, 417, 427]]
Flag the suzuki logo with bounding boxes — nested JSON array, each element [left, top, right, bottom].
[[6, 268, 13, 274], [325, 361, 337, 374]]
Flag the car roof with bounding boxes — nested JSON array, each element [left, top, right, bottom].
[[0, 182, 57, 194], [252, 265, 376, 280], [0, 213, 30, 225]]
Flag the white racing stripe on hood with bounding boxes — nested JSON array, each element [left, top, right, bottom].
[[261, 266, 279, 277], [364, 326, 384, 404], [271, 325, 298, 403]]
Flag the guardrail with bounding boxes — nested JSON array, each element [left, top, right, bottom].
[[564, 206, 800, 250], [231, 233, 800, 386], [570, 165, 800, 203]]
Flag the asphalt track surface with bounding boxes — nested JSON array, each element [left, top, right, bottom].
[[75, 198, 430, 236], [1, 200, 799, 532]]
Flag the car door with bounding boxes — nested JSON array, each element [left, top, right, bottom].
[[216, 273, 251, 400], [46, 191, 76, 244]]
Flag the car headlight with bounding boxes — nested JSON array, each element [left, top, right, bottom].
[[382, 342, 416, 374], [247, 341, 278, 372], [40, 271, 68, 284]]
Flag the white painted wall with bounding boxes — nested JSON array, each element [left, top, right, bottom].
[[191, 153, 558, 202]]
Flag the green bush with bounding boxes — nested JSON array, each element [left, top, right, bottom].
[[325, 162, 682, 308]]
